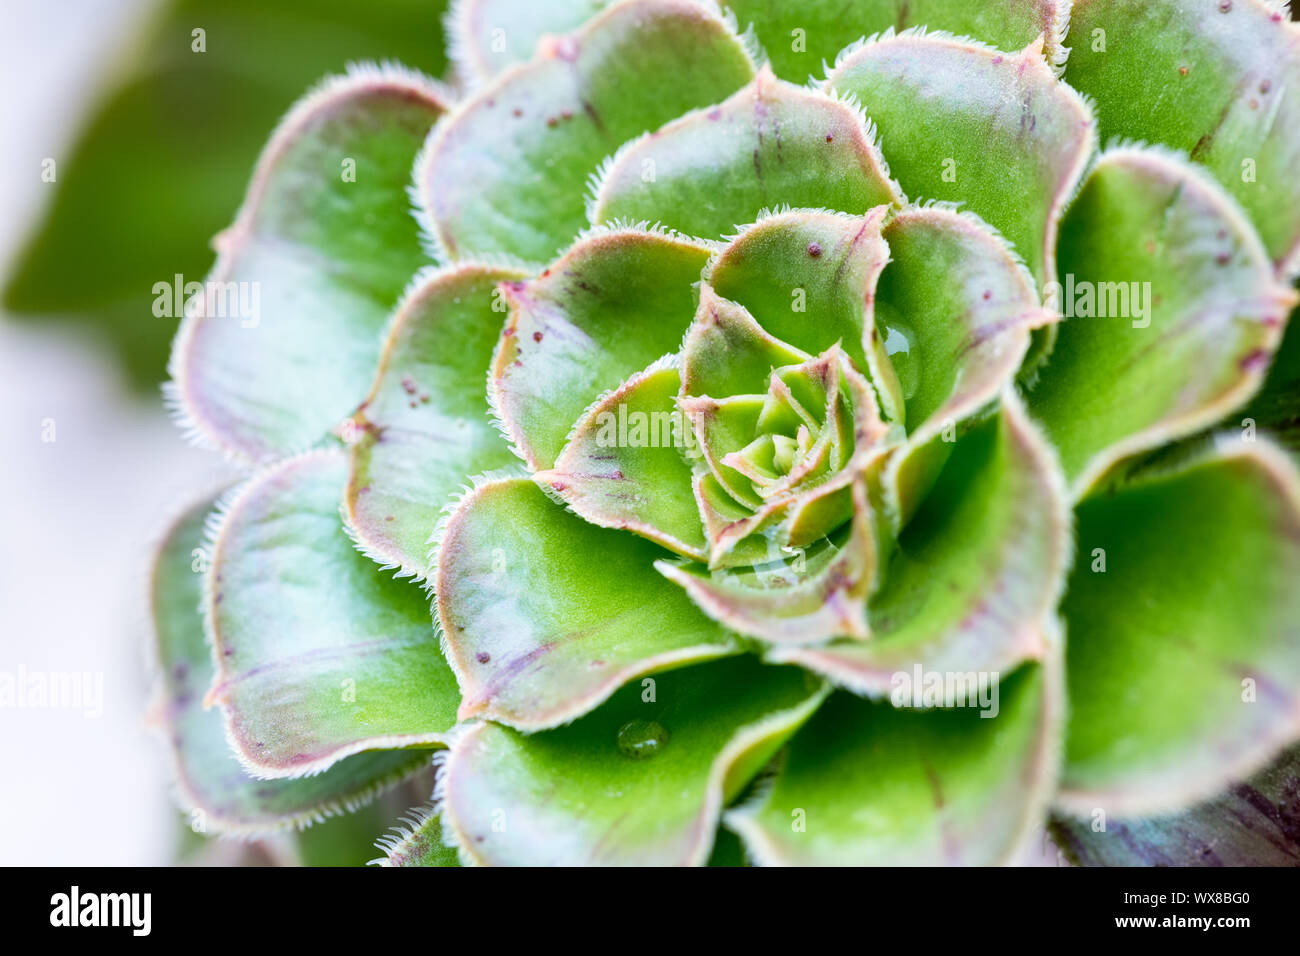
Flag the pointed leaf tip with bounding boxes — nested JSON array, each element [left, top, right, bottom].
[[435, 476, 741, 730], [344, 262, 528, 578]]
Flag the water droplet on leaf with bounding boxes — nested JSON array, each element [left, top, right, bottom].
[[617, 719, 667, 759], [882, 320, 920, 401]]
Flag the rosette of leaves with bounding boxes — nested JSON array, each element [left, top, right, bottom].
[[151, 0, 1300, 866]]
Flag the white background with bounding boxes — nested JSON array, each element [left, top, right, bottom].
[[0, 0, 230, 865]]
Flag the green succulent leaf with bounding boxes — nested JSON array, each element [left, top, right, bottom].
[[168, 67, 450, 462], [1050, 745, 1300, 867], [1065, 0, 1300, 276], [205, 449, 460, 777], [872, 205, 1056, 533], [679, 337, 891, 568], [1027, 146, 1298, 498], [728, 0, 1071, 81], [447, 0, 611, 83], [374, 805, 463, 867], [588, 66, 902, 241], [656, 476, 877, 644], [536, 359, 708, 560], [875, 205, 1054, 444], [440, 657, 828, 865], [774, 392, 1069, 693], [705, 207, 891, 378], [417, 0, 756, 264], [726, 656, 1062, 866], [1059, 438, 1300, 817], [491, 226, 713, 469], [680, 285, 811, 398], [343, 263, 527, 577], [435, 476, 743, 731], [152, 495, 431, 834], [826, 29, 1095, 293], [148, 0, 1300, 868], [677, 393, 771, 513]]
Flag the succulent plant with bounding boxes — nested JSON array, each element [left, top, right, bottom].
[[152, 0, 1300, 866]]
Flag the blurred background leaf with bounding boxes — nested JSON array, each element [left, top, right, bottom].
[[3, 0, 450, 392]]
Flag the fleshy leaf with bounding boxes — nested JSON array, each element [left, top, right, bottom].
[[588, 66, 901, 240], [1065, 0, 1300, 276], [1027, 146, 1298, 498], [205, 449, 460, 777], [826, 29, 1095, 293], [691, 471, 779, 569], [728, 0, 1071, 81], [417, 0, 756, 263], [374, 804, 463, 867], [441, 657, 828, 865], [1050, 745, 1300, 867], [536, 359, 708, 560], [681, 344, 890, 568], [1058, 438, 1300, 817], [151, 495, 429, 834], [343, 263, 526, 577], [447, 0, 610, 83], [871, 205, 1055, 531], [774, 392, 1069, 693], [705, 207, 891, 378], [491, 227, 713, 469], [726, 658, 1062, 866], [656, 477, 876, 644], [435, 477, 742, 731], [678, 393, 768, 511], [168, 66, 450, 462], [680, 286, 811, 399], [877, 205, 1053, 438]]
